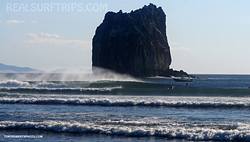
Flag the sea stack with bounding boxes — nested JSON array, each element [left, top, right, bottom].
[[92, 3, 187, 77]]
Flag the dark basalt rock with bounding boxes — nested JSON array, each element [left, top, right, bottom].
[[92, 3, 188, 77]]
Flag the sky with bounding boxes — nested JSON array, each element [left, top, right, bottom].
[[0, 0, 250, 74]]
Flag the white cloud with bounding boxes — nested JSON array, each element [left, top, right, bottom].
[[6, 20, 25, 24], [5, 20, 37, 24], [25, 32, 90, 48], [27, 33, 60, 39]]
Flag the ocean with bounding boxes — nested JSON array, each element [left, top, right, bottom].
[[0, 74, 250, 142]]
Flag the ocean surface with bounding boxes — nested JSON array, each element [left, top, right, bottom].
[[0, 74, 250, 142]]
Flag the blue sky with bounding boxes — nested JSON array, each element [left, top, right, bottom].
[[0, 0, 250, 74]]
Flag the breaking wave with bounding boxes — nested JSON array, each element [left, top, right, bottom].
[[1, 79, 250, 96], [0, 80, 65, 88], [0, 120, 249, 141], [0, 80, 30, 88], [0, 80, 123, 94], [1, 95, 250, 108], [0, 86, 122, 94]]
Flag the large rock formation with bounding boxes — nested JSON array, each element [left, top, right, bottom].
[[92, 4, 187, 77]]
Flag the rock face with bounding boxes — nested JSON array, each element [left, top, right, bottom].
[[93, 4, 179, 77]]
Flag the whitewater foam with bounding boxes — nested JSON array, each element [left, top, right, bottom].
[[0, 95, 250, 108], [0, 120, 249, 141], [0, 80, 30, 88], [0, 80, 123, 94], [0, 80, 63, 88]]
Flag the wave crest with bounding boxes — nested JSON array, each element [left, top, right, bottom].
[[0, 80, 30, 88], [1, 95, 250, 108], [0, 120, 249, 141]]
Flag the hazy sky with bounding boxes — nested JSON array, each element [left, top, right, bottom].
[[0, 0, 250, 74]]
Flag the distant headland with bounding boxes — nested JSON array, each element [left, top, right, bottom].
[[92, 3, 189, 77]]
